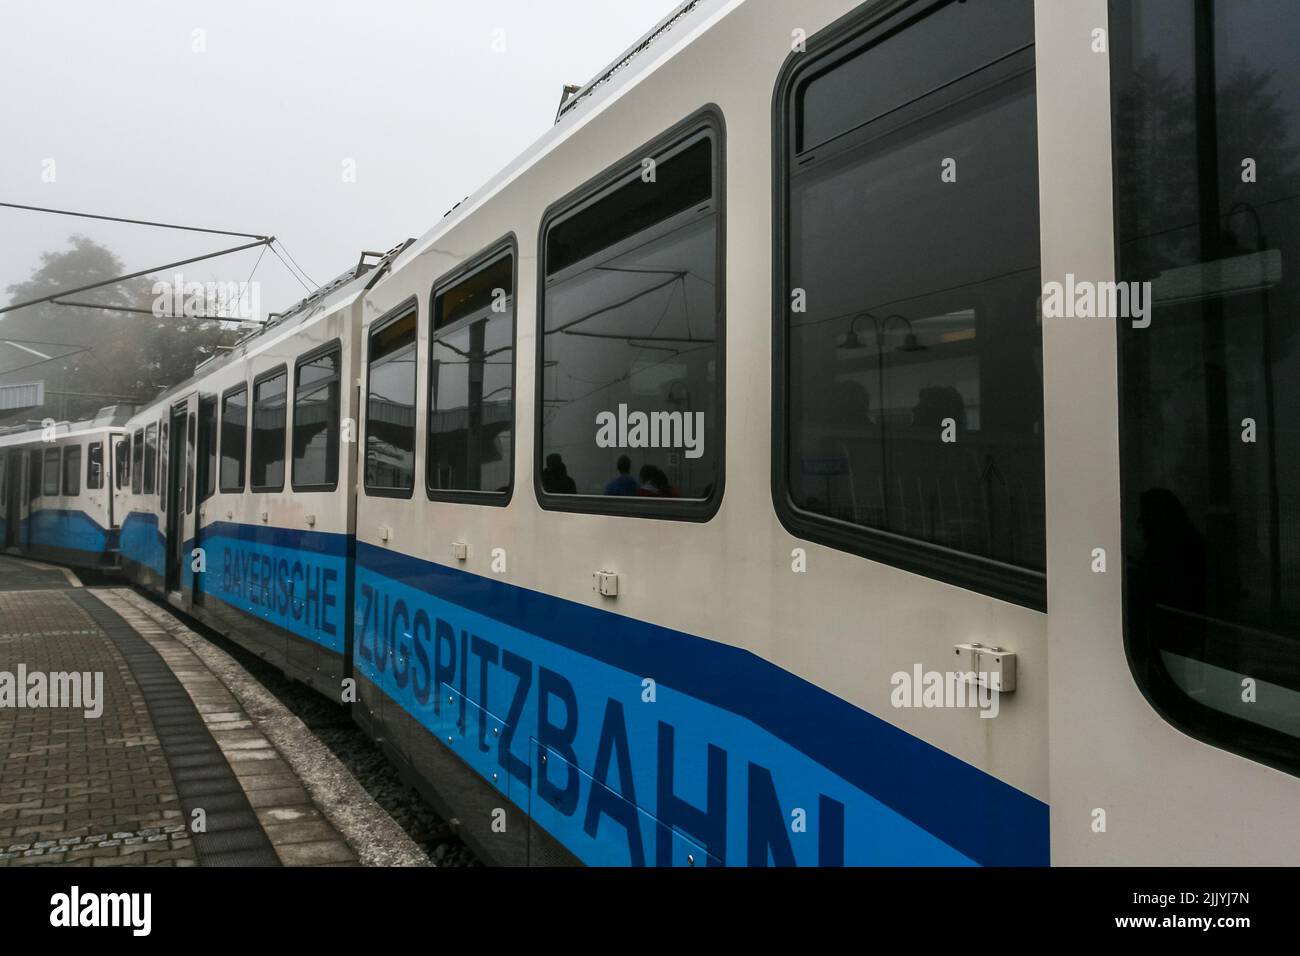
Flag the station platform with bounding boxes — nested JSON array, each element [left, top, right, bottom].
[[0, 555, 419, 867]]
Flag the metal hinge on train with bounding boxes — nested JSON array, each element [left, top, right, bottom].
[[953, 643, 1017, 693]]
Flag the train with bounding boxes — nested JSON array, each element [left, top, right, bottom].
[[1, 0, 1296, 866]]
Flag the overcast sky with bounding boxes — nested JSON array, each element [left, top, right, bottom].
[[0, 0, 680, 320]]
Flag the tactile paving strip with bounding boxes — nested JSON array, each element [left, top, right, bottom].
[[66, 589, 281, 866]]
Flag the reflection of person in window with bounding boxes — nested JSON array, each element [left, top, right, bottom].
[[541, 453, 577, 494], [636, 464, 677, 497], [604, 455, 638, 496], [911, 385, 965, 437]]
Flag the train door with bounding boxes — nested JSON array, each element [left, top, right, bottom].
[[111, 435, 127, 533], [193, 396, 216, 607], [164, 403, 187, 594], [22, 449, 40, 550], [3, 452, 18, 548], [1, 454, 10, 549]]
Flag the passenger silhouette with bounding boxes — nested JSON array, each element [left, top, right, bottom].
[[635, 464, 677, 497], [911, 385, 966, 437], [604, 455, 638, 496], [541, 453, 577, 494]]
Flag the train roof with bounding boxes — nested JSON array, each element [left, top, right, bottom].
[[0, 415, 127, 449]]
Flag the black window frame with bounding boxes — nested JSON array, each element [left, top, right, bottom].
[[534, 106, 727, 522], [131, 429, 144, 494], [63, 444, 81, 497], [220, 383, 248, 493], [42, 447, 61, 497], [770, 0, 1046, 611], [364, 298, 419, 500], [87, 440, 103, 491], [250, 364, 288, 493], [426, 236, 517, 506], [115, 435, 128, 490], [291, 340, 343, 493], [198, 396, 217, 502], [143, 423, 158, 496], [159, 419, 168, 513], [28, 449, 42, 501]]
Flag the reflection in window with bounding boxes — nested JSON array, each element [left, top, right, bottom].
[[115, 438, 128, 490], [144, 424, 157, 495], [785, 0, 1044, 577], [87, 442, 103, 490], [28, 450, 41, 501], [1113, 0, 1300, 762], [221, 387, 247, 492], [294, 347, 340, 489], [541, 132, 720, 502], [366, 311, 417, 493], [63, 445, 81, 496], [131, 429, 143, 495], [160, 420, 168, 513], [251, 370, 287, 490], [428, 253, 513, 496], [199, 398, 216, 501], [42, 448, 60, 497]]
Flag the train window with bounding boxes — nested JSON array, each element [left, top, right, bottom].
[[28, 450, 42, 501], [87, 441, 103, 490], [427, 243, 515, 501], [251, 367, 287, 491], [365, 305, 417, 497], [774, 0, 1044, 608], [199, 398, 217, 501], [42, 448, 60, 497], [293, 344, 341, 491], [115, 438, 128, 490], [186, 412, 196, 515], [537, 114, 723, 517], [63, 445, 81, 497], [131, 429, 143, 495], [143, 423, 157, 495], [1112, 0, 1300, 773], [220, 385, 248, 492], [159, 420, 168, 513]]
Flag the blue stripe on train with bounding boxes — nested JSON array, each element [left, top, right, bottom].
[[114, 519, 1049, 866], [354, 541, 1050, 867], [199, 521, 348, 654], [28, 509, 110, 555], [120, 512, 164, 575]]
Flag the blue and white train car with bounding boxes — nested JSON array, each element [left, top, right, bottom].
[[4, 0, 1297, 868], [113, 246, 408, 696], [0, 417, 127, 568]]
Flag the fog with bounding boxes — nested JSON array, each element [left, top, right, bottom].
[[0, 0, 680, 318]]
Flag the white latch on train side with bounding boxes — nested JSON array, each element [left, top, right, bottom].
[[953, 642, 1017, 693], [379, 525, 391, 543], [305, 513, 316, 527], [593, 570, 618, 597], [451, 541, 468, 561]]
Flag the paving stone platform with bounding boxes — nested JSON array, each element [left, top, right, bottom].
[[0, 555, 361, 867]]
